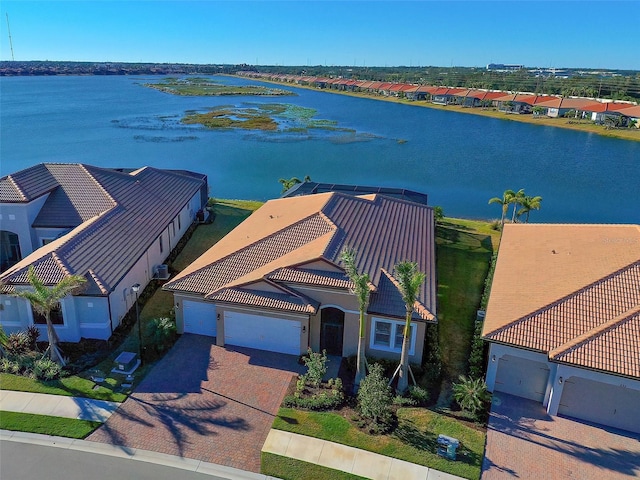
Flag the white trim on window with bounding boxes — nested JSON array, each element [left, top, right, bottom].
[[369, 317, 416, 356]]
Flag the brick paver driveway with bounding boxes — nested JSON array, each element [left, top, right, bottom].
[[482, 392, 640, 480], [88, 334, 304, 473]]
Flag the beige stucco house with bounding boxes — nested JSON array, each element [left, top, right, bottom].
[[164, 191, 437, 363], [483, 224, 640, 434]]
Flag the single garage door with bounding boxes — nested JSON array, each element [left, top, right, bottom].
[[558, 376, 640, 434], [494, 355, 550, 402], [183, 300, 216, 337], [224, 311, 301, 355]]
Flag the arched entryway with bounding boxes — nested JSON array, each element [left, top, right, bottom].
[[320, 307, 344, 356], [0, 230, 22, 272]]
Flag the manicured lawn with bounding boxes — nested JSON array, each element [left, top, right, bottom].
[[273, 407, 485, 480], [436, 217, 500, 386], [0, 411, 101, 438], [0, 373, 126, 403], [262, 453, 368, 480]]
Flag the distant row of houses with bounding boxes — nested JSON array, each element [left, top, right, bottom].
[[236, 71, 640, 127]]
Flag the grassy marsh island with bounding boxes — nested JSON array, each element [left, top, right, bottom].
[[144, 77, 295, 97], [182, 103, 355, 134]]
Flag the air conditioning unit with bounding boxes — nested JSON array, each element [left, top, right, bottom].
[[155, 264, 170, 280]]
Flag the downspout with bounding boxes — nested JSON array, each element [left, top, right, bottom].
[[107, 295, 113, 335]]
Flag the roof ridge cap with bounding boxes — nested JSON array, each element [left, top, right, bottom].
[[78, 164, 118, 207], [485, 258, 640, 339], [7, 174, 27, 201], [550, 304, 640, 360], [379, 268, 435, 321], [87, 268, 110, 295]]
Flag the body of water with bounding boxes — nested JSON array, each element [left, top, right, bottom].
[[1, 75, 638, 223]]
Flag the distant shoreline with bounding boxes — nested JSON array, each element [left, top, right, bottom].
[[228, 74, 640, 143]]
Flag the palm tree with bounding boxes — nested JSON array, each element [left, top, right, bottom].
[[510, 189, 525, 223], [488, 189, 515, 229], [340, 247, 371, 390], [13, 266, 86, 365], [394, 261, 425, 394], [279, 175, 311, 193], [517, 195, 542, 223]]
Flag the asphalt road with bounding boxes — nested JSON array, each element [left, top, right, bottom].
[[0, 441, 234, 480]]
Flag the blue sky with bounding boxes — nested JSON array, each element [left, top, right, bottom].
[[1, 1, 638, 70]]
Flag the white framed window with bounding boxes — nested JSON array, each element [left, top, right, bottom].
[[370, 317, 416, 356]]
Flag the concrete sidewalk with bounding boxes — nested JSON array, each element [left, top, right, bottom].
[[0, 390, 120, 422], [263, 429, 465, 480]]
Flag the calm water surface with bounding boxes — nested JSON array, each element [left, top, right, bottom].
[[1, 75, 638, 223]]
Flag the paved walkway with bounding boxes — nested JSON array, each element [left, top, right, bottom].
[[263, 429, 465, 480], [0, 390, 120, 422]]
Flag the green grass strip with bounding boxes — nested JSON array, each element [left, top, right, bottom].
[[0, 411, 101, 439], [273, 407, 483, 480], [261, 452, 368, 480], [0, 373, 126, 403]]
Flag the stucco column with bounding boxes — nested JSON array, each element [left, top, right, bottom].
[[546, 368, 566, 416], [485, 343, 500, 391]]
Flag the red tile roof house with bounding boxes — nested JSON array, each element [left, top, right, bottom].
[[0, 163, 208, 342], [163, 192, 437, 362], [483, 224, 640, 434]]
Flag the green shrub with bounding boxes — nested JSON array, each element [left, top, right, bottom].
[[302, 348, 327, 387], [146, 317, 177, 352], [5, 332, 30, 356], [32, 358, 62, 380], [452, 375, 490, 419], [393, 394, 417, 406], [408, 385, 429, 404], [25, 325, 40, 350], [357, 363, 393, 432], [283, 389, 344, 410]]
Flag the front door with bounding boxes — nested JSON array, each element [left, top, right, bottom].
[[320, 307, 344, 356]]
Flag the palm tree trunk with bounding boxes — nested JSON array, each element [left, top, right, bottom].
[[45, 313, 64, 365], [354, 311, 367, 390], [397, 310, 412, 394]]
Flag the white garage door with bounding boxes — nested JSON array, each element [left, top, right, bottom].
[[558, 377, 640, 434], [183, 300, 216, 337], [494, 355, 550, 402], [224, 311, 301, 355]]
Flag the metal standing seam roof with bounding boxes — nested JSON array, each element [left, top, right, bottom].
[[1, 164, 206, 294], [165, 192, 437, 322], [483, 224, 640, 379]]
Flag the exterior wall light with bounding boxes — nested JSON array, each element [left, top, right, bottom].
[[558, 377, 563, 384]]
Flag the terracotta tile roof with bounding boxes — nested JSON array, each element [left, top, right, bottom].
[[483, 224, 640, 379], [267, 266, 352, 289], [585, 101, 636, 113], [166, 213, 334, 295], [206, 282, 319, 314], [551, 307, 640, 378], [1, 164, 206, 293], [166, 192, 437, 321]]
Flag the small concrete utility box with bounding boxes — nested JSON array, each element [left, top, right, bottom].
[[437, 434, 460, 460], [112, 351, 140, 375]]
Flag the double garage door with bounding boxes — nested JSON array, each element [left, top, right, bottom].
[[494, 355, 550, 402], [558, 377, 640, 434], [224, 311, 301, 355], [183, 302, 301, 356]]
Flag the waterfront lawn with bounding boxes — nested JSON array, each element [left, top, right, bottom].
[[0, 411, 101, 439], [436, 217, 500, 384], [262, 453, 368, 480], [272, 407, 484, 480]]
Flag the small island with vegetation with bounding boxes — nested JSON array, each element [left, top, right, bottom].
[[143, 77, 295, 97]]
